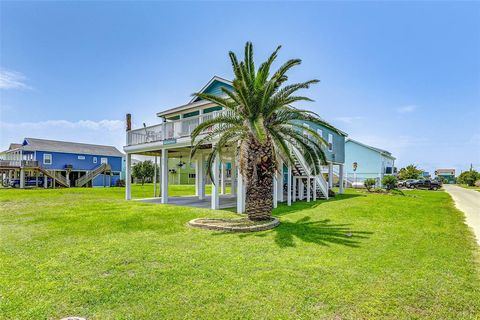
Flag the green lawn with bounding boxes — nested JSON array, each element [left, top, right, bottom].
[[1, 186, 479, 319]]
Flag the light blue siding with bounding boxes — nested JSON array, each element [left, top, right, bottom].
[[344, 140, 395, 182], [193, 80, 233, 102]]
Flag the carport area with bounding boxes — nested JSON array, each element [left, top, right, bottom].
[[136, 194, 237, 210]]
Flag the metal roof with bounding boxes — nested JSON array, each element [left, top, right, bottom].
[[21, 138, 124, 157]]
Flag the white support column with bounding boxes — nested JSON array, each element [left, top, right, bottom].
[[161, 149, 169, 204], [125, 153, 132, 200], [44, 175, 48, 189], [339, 164, 345, 194], [292, 177, 297, 202], [298, 179, 304, 200], [196, 154, 205, 200], [19, 168, 25, 189], [277, 160, 284, 203], [236, 166, 245, 213], [273, 175, 278, 208], [287, 164, 292, 206], [220, 161, 226, 195], [328, 162, 334, 189], [306, 177, 311, 202], [153, 156, 157, 197], [35, 171, 38, 188], [211, 154, 220, 210], [230, 159, 236, 196], [313, 178, 317, 201]]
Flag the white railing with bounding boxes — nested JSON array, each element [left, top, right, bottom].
[[291, 145, 329, 199], [0, 160, 39, 168], [126, 110, 231, 146]]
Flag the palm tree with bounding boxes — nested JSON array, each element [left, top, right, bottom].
[[191, 42, 340, 220]]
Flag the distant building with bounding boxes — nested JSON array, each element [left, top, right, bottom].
[[0, 138, 124, 188], [344, 139, 396, 187], [419, 171, 431, 178], [435, 168, 456, 184]]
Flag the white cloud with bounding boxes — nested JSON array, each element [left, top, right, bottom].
[[0, 119, 126, 151], [334, 116, 365, 124], [0, 119, 124, 131], [396, 105, 417, 114], [0, 70, 32, 90]]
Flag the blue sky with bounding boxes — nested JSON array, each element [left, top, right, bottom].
[[1, 1, 479, 174]]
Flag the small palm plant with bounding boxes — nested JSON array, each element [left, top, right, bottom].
[[191, 42, 339, 220]]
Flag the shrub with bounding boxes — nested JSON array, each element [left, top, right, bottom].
[[115, 179, 125, 187], [382, 175, 398, 190], [457, 170, 480, 187], [364, 178, 376, 191]]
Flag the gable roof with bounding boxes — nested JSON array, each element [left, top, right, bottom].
[[346, 138, 395, 159], [189, 76, 233, 103], [9, 143, 22, 150], [21, 138, 124, 157]]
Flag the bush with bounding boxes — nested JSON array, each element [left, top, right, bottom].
[[115, 179, 125, 187], [382, 175, 398, 190], [364, 178, 376, 191], [457, 170, 480, 187]]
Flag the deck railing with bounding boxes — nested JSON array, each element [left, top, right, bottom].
[[126, 110, 231, 146], [0, 160, 39, 168]]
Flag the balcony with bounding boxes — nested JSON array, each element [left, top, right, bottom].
[[126, 110, 229, 146], [0, 160, 39, 168]]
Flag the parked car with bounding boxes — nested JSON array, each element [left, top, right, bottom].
[[398, 179, 417, 188], [9, 177, 50, 188], [409, 179, 442, 190]]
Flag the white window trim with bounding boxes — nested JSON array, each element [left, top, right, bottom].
[[328, 133, 333, 152], [93, 157, 97, 164], [100, 157, 108, 164], [43, 153, 52, 165]]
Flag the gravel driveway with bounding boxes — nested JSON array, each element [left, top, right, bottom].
[[444, 185, 480, 245]]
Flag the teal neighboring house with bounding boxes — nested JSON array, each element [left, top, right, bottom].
[[344, 138, 396, 186], [435, 168, 456, 184], [123, 76, 348, 212]]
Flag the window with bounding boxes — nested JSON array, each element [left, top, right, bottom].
[[43, 153, 52, 165], [101, 157, 108, 164], [328, 134, 333, 152], [78, 155, 85, 160], [93, 157, 97, 164], [316, 129, 323, 139], [188, 173, 196, 179], [303, 124, 310, 143]]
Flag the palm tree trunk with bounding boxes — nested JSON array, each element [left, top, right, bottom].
[[240, 136, 277, 220]]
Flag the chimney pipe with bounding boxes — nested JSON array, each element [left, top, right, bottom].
[[126, 113, 131, 131]]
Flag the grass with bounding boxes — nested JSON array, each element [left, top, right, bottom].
[[1, 185, 479, 319], [457, 184, 480, 192]]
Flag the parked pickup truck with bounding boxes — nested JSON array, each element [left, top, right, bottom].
[[9, 177, 51, 188], [409, 179, 442, 190]]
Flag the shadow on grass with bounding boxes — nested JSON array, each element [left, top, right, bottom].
[[213, 215, 372, 248], [273, 192, 365, 216]]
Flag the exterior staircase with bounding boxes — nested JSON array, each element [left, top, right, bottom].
[[291, 146, 329, 200], [37, 167, 70, 187], [75, 163, 111, 187]]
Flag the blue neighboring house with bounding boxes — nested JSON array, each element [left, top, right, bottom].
[[344, 138, 396, 187], [0, 138, 124, 188]]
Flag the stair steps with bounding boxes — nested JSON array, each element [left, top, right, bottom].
[[75, 163, 111, 187]]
